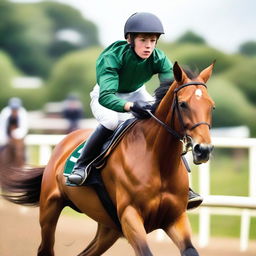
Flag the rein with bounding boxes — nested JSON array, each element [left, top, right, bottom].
[[148, 81, 211, 154]]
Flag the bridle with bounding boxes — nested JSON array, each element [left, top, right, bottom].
[[147, 81, 212, 155]]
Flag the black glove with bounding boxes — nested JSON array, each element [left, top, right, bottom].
[[130, 101, 152, 119]]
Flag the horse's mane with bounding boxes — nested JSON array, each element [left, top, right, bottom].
[[151, 68, 198, 113]]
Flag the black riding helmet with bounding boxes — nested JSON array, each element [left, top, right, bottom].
[[124, 12, 164, 39]]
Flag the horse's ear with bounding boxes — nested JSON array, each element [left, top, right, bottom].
[[173, 61, 187, 84], [199, 60, 216, 83]]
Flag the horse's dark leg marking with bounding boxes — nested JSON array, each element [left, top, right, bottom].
[[37, 196, 63, 256], [164, 212, 199, 256], [121, 206, 153, 256], [77, 223, 120, 256], [182, 247, 199, 256]]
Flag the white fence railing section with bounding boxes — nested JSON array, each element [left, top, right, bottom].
[[25, 135, 256, 251]]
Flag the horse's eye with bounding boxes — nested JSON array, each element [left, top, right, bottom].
[[179, 101, 188, 109]]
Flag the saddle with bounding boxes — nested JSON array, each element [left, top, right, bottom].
[[64, 118, 138, 179]]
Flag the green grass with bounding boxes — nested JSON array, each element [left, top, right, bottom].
[[27, 145, 40, 165], [188, 214, 256, 239], [190, 148, 249, 196], [62, 207, 86, 218], [188, 148, 256, 239]]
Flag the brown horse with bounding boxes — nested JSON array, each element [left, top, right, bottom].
[[0, 62, 215, 256]]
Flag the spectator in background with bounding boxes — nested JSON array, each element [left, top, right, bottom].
[[62, 93, 83, 133], [0, 97, 28, 148]]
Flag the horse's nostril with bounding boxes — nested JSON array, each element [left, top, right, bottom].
[[194, 144, 201, 154], [193, 144, 213, 156]]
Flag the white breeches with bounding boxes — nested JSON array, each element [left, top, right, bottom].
[[90, 84, 154, 130]]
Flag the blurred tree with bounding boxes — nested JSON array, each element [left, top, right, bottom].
[[0, 1, 53, 77], [239, 41, 256, 57], [158, 42, 237, 74], [40, 1, 99, 58], [222, 58, 256, 105], [0, 1, 100, 78], [0, 50, 21, 108], [208, 77, 256, 137], [0, 50, 47, 110], [47, 46, 103, 117], [176, 30, 206, 44]]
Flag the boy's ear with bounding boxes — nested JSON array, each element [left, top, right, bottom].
[[126, 34, 131, 44]]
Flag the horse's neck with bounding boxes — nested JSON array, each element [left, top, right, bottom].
[[146, 121, 182, 173], [146, 83, 183, 176], [154, 83, 176, 123]]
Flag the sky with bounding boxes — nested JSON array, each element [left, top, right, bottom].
[[12, 0, 256, 53]]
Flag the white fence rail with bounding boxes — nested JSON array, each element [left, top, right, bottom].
[[25, 135, 256, 251], [195, 137, 256, 251]]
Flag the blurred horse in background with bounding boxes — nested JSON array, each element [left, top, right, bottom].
[[0, 61, 215, 256]]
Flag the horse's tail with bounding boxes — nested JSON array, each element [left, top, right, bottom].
[[0, 165, 44, 206]]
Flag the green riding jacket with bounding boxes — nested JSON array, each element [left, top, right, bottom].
[[96, 40, 173, 112]]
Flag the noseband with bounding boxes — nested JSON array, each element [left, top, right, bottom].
[[147, 81, 211, 154]]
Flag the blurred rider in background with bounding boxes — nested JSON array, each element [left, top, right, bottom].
[[0, 97, 28, 149], [62, 93, 83, 133]]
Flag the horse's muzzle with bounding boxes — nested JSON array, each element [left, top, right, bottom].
[[192, 143, 214, 164]]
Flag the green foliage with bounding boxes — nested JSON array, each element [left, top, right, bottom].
[[0, 1, 99, 77], [40, 1, 99, 57], [222, 57, 256, 104], [0, 51, 47, 110], [0, 50, 21, 108], [163, 43, 236, 74], [0, 2, 53, 77], [47, 47, 103, 116], [239, 41, 256, 56], [176, 30, 206, 44], [10, 87, 48, 110], [208, 76, 256, 136]]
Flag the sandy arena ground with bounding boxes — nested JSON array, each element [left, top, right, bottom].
[[0, 200, 255, 256]]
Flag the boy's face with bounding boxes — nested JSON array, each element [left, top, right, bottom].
[[132, 34, 158, 59]]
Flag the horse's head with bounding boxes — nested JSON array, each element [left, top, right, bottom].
[[171, 61, 215, 164]]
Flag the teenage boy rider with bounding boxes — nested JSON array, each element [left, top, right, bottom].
[[67, 12, 203, 209]]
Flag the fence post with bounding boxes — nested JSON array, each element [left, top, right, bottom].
[[249, 146, 256, 197], [39, 145, 52, 165], [198, 161, 210, 247], [240, 209, 250, 251]]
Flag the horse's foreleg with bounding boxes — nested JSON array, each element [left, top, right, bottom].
[[164, 212, 199, 256], [37, 196, 63, 256], [120, 205, 153, 256], [77, 223, 121, 256]]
